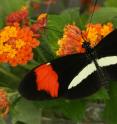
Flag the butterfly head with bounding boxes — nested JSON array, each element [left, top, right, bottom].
[[82, 41, 93, 54]]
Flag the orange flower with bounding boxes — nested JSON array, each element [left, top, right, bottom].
[[84, 23, 113, 47], [57, 23, 114, 56], [0, 23, 39, 66], [56, 24, 85, 56], [31, 13, 47, 38], [101, 22, 113, 37], [6, 7, 29, 26], [31, 13, 47, 33], [0, 89, 9, 118], [83, 23, 102, 47], [6, 7, 47, 39]]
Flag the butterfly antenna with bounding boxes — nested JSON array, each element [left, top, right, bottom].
[[79, 0, 98, 42], [77, 0, 98, 43], [86, 0, 98, 44], [87, 0, 98, 25]]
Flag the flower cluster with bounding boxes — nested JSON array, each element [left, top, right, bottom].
[[0, 8, 47, 66], [84, 23, 113, 47], [6, 7, 29, 26], [6, 7, 47, 38], [56, 24, 85, 56], [56, 23, 113, 56], [0, 24, 39, 66], [0, 89, 9, 118], [31, 13, 47, 37]]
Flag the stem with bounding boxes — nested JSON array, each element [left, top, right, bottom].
[[0, 67, 20, 81]]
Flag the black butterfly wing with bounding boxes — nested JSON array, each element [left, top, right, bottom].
[[65, 71, 101, 99], [19, 54, 101, 100], [95, 29, 117, 57], [95, 29, 117, 81], [19, 69, 51, 100], [51, 54, 101, 99]]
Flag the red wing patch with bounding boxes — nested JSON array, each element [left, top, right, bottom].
[[34, 63, 59, 97]]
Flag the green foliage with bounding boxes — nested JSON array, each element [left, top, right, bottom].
[[92, 7, 117, 26], [0, 118, 6, 124], [11, 98, 85, 123], [57, 100, 86, 122], [86, 88, 109, 101], [34, 99, 86, 122], [105, 0, 117, 7], [11, 98, 42, 124], [103, 81, 117, 124]]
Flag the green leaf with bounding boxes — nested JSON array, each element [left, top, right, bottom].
[[57, 100, 86, 122], [0, 64, 21, 89], [60, 8, 80, 25], [35, 99, 86, 122], [86, 88, 109, 101], [11, 98, 42, 124], [92, 7, 117, 24], [103, 81, 117, 124]]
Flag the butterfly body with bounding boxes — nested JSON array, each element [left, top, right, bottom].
[[19, 29, 117, 100]]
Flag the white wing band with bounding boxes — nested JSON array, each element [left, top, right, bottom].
[[68, 56, 117, 90]]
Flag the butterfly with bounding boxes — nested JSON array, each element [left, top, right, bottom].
[[18, 27, 117, 100]]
